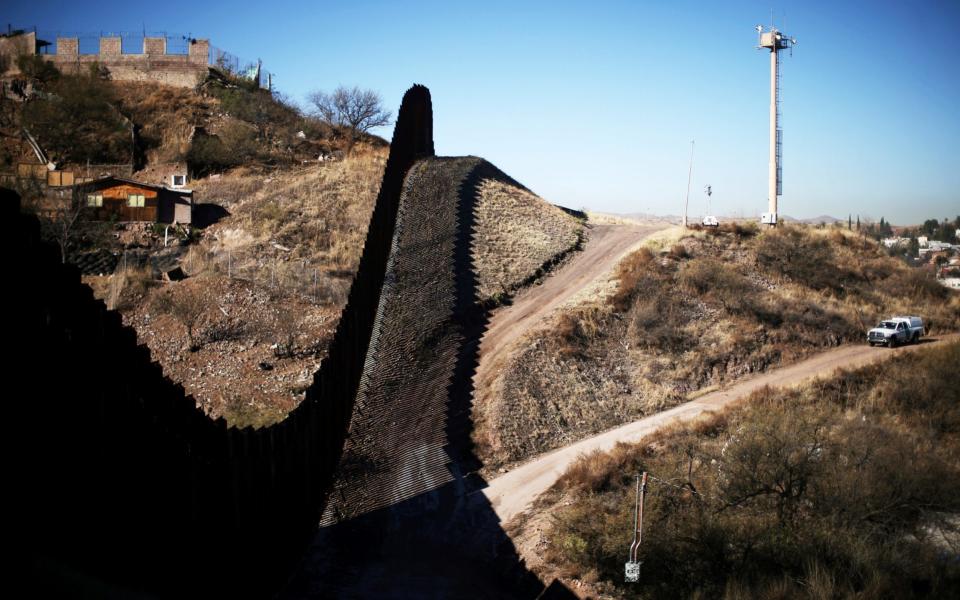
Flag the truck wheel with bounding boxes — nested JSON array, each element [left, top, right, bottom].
[[887, 337, 896, 348], [912, 333, 919, 344]]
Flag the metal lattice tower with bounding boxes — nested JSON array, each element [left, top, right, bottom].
[[756, 25, 796, 226]]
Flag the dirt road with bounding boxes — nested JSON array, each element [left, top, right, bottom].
[[474, 223, 664, 403], [483, 335, 958, 524]]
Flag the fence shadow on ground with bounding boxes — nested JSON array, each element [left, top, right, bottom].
[[281, 157, 576, 598], [7, 84, 575, 599]]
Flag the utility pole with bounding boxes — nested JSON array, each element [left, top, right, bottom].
[[683, 140, 694, 228], [625, 472, 648, 582]]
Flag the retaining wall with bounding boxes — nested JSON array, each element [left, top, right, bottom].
[[45, 37, 210, 87]]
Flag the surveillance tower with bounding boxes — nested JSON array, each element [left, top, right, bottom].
[[756, 25, 796, 227]]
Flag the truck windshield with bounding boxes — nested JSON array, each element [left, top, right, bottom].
[[879, 322, 897, 329]]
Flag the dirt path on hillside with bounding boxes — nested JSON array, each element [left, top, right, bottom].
[[474, 223, 664, 407], [483, 334, 959, 525]]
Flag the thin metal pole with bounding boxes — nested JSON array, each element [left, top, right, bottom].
[[683, 141, 694, 228], [638, 471, 647, 548], [630, 475, 639, 561], [629, 471, 648, 562]]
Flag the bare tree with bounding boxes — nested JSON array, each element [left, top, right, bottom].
[[22, 185, 93, 264], [307, 86, 392, 139], [153, 284, 210, 352]]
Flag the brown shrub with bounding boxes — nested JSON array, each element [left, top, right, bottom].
[[668, 243, 689, 259], [611, 247, 656, 311], [547, 342, 960, 598], [887, 266, 951, 303], [555, 308, 606, 359], [680, 258, 757, 313], [712, 221, 759, 238], [755, 227, 845, 292]]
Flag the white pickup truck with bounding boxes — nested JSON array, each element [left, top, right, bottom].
[[867, 316, 924, 347]]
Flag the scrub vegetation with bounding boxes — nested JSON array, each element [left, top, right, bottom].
[[476, 223, 960, 470], [542, 340, 960, 599]]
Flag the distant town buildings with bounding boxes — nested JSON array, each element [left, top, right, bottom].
[[919, 240, 956, 256]]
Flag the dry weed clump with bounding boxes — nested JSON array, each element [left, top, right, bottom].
[[555, 307, 608, 359], [472, 175, 582, 302], [106, 265, 157, 311], [545, 341, 960, 598]]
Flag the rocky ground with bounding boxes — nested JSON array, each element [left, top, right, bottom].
[[84, 271, 341, 427]]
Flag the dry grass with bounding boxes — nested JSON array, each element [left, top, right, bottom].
[[480, 224, 960, 470], [94, 149, 385, 426], [639, 226, 706, 253], [113, 81, 215, 164], [473, 177, 582, 301], [193, 147, 386, 279], [543, 341, 960, 599]]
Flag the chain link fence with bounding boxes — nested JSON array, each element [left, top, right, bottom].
[[181, 247, 349, 306]]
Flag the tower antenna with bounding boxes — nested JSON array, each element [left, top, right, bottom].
[[756, 23, 796, 227]]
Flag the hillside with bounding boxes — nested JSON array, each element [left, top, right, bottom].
[[7, 65, 583, 428], [475, 223, 960, 470], [525, 339, 960, 598], [82, 153, 386, 426], [84, 153, 580, 427], [3, 64, 356, 175]]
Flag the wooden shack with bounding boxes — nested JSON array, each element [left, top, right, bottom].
[[79, 176, 193, 224]]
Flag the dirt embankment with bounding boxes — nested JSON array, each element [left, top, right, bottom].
[[478, 223, 960, 471], [472, 222, 665, 472]]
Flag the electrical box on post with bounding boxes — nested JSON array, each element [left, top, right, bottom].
[[761, 212, 777, 225], [625, 561, 641, 582]]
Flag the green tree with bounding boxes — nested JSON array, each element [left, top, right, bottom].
[[879, 217, 893, 237]]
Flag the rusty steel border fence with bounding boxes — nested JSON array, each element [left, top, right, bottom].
[[6, 85, 433, 597]]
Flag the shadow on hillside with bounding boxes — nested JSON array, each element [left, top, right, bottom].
[[279, 160, 575, 599], [191, 202, 230, 228]]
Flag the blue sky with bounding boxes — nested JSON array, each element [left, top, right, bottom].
[[6, 0, 959, 223]]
